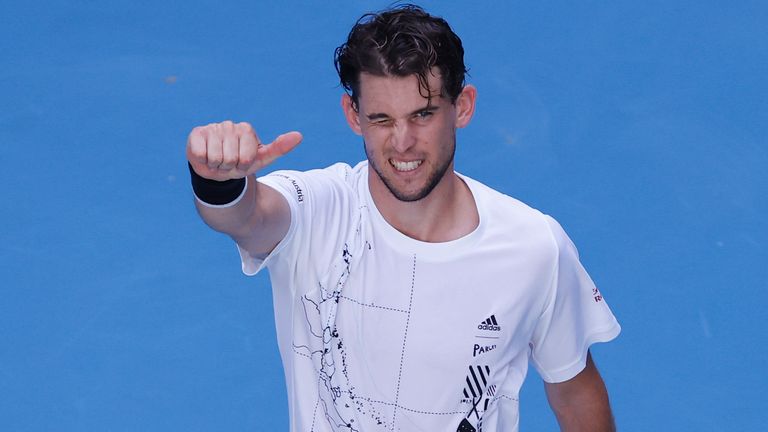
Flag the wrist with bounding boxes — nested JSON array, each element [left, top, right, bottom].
[[188, 163, 248, 208]]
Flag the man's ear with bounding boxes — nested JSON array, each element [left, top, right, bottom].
[[454, 84, 477, 129], [341, 94, 363, 135]]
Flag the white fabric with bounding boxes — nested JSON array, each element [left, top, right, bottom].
[[238, 161, 620, 432]]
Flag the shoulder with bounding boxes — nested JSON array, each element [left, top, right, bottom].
[[461, 175, 537, 215], [264, 161, 357, 185], [306, 161, 361, 184], [256, 162, 369, 239], [259, 162, 363, 202], [461, 173, 566, 256], [461, 173, 552, 232]]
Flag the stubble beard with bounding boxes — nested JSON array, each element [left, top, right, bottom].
[[365, 137, 456, 203]]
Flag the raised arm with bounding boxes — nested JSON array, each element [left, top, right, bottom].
[[544, 351, 616, 432], [186, 120, 302, 257]]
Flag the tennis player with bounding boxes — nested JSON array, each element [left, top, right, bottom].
[[187, 4, 620, 431]]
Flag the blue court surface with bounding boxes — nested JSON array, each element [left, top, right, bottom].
[[1, 1, 766, 430]]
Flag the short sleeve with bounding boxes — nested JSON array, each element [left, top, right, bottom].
[[529, 216, 621, 383], [235, 163, 356, 277], [234, 171, 302, 276]]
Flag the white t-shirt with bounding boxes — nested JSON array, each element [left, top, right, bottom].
[[238, 161, 620, 432]]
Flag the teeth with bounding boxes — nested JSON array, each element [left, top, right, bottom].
[[390, 159, 422, 172]]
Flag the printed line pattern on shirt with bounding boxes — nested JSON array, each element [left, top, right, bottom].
[[390, 254, 417, 430], [339, 295, 408, 314]]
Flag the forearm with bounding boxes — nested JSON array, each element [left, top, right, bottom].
[[550, 393, 615, 432], [194, 176, 290, 255], [194, 174, 257, 236], [545, 352, 616, 432]]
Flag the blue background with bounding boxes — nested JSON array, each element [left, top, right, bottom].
[[1, 0, 766, 430]]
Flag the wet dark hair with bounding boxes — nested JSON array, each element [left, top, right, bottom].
[[334, 4, 467, 109]]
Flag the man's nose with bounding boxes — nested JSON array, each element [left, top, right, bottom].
[[391, 122, 416, 153]]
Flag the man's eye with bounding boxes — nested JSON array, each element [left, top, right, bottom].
[[414, 111, 434, 120]]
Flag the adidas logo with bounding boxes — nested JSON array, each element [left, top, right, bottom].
[[477, 315, 501, 331]]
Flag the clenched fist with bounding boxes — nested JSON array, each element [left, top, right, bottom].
[[187, 121, 302, 181]]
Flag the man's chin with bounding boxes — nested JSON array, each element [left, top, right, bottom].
[[390, 190, 428, 202], [382, 180, 432, 202]]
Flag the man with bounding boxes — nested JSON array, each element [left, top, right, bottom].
[[187, 4, 620, 431]]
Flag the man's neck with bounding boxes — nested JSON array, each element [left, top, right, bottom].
[[368, 170, 479, 243]]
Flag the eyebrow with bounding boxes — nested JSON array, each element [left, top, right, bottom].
[[365, 104, 440, 121]]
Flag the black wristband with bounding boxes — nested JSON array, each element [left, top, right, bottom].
[[188, 163, 247, 206]]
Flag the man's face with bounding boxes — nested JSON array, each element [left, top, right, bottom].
[[343, 71, 474, 202]]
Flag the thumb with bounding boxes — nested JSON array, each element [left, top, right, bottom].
[[269, 131, 303, 157], [250, 131, 303, 174]]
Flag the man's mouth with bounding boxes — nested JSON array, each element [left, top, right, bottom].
[[389, 159, 423, 172]]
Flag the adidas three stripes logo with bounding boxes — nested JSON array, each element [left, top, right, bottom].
[[477, 314, 501, 331]]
